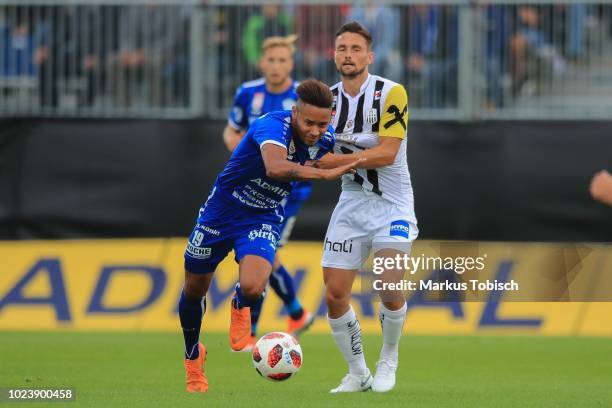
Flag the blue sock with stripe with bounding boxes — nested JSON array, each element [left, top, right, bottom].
[[179, 291, 206, 360], [269, 265, 303, 320]]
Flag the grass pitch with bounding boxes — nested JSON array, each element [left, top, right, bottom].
[[1, 331, 611, 407]]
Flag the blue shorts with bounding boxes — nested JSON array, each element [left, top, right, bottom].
[[184, 193, 283, 274]]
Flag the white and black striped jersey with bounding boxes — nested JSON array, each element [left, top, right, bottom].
[[330, 74, 415, 210]]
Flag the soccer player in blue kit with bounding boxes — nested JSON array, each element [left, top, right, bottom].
[[180, 79, 362, 392], [223, 35, 316, 351]]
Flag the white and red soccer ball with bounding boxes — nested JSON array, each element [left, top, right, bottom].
[[252, 332, 302, 381]]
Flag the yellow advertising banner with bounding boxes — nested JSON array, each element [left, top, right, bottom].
[[1, 239, 611, 336]]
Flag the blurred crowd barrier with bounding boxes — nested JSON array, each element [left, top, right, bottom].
[[1, 1, 612, 119], [1, 239, 611, 336]]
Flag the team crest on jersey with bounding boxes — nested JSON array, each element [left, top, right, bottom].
[[366, 108, 378, 125], [287, 138, 296, 160], [283, 98, 296, 110], [346, 119, 353, 130], [251, 92, 264, 115], [374, 90, 382, 100]]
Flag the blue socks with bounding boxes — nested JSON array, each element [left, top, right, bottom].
[[233, 283, 264, 309], [250, 290, 266, 336], [179, 291, 206, 360], [233, 283, 265, 336], [269, 264, 303, 320]]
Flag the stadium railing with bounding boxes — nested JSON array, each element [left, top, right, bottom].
[[0, 0, 611, 120]]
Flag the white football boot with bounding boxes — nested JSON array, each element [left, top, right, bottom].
[[330, 370, 373, 393], [371, 359, 397, 392]]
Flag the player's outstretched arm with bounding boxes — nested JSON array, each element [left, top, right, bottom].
[[261, 144, 362, 181], [222, 125, 246, 152], [309, 137, 401, 170]]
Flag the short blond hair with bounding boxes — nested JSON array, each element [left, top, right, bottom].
[[261, 34, 298, 55]]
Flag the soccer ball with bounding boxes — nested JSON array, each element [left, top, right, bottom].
[[252, 332, 302, 381]]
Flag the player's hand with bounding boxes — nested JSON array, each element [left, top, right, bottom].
[[222, 127, 245, 153], [590, 169, 612, 206], [310, 153, 345, 170], [323, 158, 365, 180]]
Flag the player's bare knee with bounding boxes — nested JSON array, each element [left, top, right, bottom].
[[325, 286, 350, 310], [183, 284, 206, 300], [183, 270, 211, 300], [382, 298, 405, 312], [240, 283, 264, 301]]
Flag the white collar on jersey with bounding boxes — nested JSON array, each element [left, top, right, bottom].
[[339, 74, 372, 98]]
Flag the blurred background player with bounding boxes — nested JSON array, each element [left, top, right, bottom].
[[316, 22, 418, 393], [222, 35, 315, 351], [180, 79, 359, 392]]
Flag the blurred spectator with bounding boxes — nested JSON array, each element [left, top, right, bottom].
[[207, 7, 233, 84], [295, 5, 344, 82], [0, 9, 36, 77], [33, 6, 63, 108], [481, 4, 512, 108], [348, 5, 402, 81], [509, 6, 566, 97], [77, 5, 120, 107], [556, 4, 588, 60], [113, 3, 179, 107], [242, 5, 293, 68], [163, 5, 193, 107], [405, 5, 458, 108], [590, 170, 612, 206]]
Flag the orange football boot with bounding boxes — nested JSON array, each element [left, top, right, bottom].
[[287, 310, 315, 338], [184, 342, 208, 393], [232, 334, 257, 353], [229, 304, 252, 351]]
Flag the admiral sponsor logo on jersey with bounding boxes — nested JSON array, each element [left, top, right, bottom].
[[251, 178, 291, 198], [390, 220, 410, 239]]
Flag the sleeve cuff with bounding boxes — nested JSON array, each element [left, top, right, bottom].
[[259, 140, 288, 149]]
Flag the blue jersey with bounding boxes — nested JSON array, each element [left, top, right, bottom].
[[227, 78, 312, 205], [228, 78, 299, 131], [184, 110, 335, 274], [214, 110, 334, 211]]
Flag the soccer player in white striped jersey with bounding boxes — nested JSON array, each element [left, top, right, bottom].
[[313, 21, 419, 393]]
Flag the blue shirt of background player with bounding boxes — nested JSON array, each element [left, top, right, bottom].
[[228, 78, 312, 211], [214, 110, 335, 212]]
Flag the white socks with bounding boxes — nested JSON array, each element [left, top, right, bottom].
[[328, 306, 368, 375], [329, 303, 407, 374], [378, 302, 407, 362]]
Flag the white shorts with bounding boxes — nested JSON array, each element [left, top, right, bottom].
[[321, 190, 419, 270]]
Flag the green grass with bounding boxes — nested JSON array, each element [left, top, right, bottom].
[[1, 332, 612, 407]]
